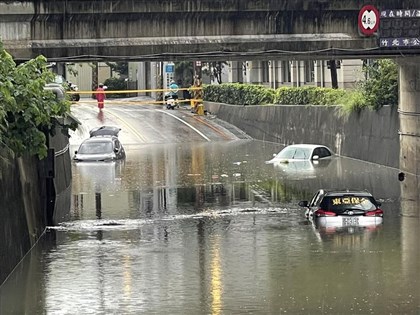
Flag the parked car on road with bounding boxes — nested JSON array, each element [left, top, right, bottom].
[[266, 144, 333, 164], [298, 189, 383, 228], [73, 126, 125, 162]]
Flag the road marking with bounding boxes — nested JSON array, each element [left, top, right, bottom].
[[193, 116, 232, 140], [156, 110, 211, 142], [103, 108, 148, 142]]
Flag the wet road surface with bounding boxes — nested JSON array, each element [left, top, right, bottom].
[[0, 101, 419, 314]]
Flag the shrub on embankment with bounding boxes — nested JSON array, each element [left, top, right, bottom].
[[203, 59, 398, 111], [0, 41, 75, 159]]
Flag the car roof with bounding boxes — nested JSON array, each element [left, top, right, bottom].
[[321, 189, 374, 197], [285, 144, 330, 150], [82, 136, 116, 143], [90, 126, 121, 137]]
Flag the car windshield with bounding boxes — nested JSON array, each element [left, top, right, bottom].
[[276, 147, 312, 160], [320, 195, 377, 212], [78, 141, 113, 154]]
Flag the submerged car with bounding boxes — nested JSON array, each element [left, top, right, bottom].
[[266, 144, 333, 164], [298, 189, 383, 228], [73, 126, 125, 162]]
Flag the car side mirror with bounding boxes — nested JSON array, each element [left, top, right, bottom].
[[74, 150, 78, 154], [298, 201, 308, 207], [312, 155, 319, 160], [114, 148, 119, 153]]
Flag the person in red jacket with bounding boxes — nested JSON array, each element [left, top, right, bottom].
[[96, 83, 106, 111]]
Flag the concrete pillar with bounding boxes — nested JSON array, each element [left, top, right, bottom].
[[314, 60, 325, 87], [269, 60, 274, 89], [397, 56, 420, 217], [291, 61, 299, 87], [150, 62, 159, 99], [246, 61, 260, 84], [228, 61, 241, 82], [136, 62, 146, 96]]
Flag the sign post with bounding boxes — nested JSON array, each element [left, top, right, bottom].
[[358, 5, 380, 36]]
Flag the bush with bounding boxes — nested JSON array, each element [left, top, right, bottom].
[[103, 77, 127, 98], [275, 86, 346, 105], [203, 62, 397, 113], [337, 90, 367, 115], [0, 41, 72, 159], [204, 83, 276, 105]]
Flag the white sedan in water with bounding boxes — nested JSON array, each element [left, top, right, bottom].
[[266, 144, 334, 164]]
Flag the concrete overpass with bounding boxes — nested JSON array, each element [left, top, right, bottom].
[[0, 0, 419, 62]]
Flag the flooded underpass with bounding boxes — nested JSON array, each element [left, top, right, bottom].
[[1, 139, 419, 314]]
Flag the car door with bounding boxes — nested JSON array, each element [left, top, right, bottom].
[[308, 190, 325, 216], [114, 139, 125, 159]]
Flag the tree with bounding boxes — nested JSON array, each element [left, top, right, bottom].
[[106, 62, 129, 77], [0, 41, 72, 159], [174, 61, 194, 87], [360, 59, 398, 109]]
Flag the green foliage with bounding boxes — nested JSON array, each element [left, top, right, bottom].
[[175, 61, 194, 87], [359, 59, 398, 109], [203, 60, 397, 113], [105, 62, 128, 76], [204, 84, 346, 107], [103, 77, 127, 98], [336, 90, 367, 115], [204, 83, 276, 105], [0, 41, 73, 159], [275, 86, 345, 105]]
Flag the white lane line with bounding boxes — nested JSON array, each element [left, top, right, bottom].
[[104, 109, 148, 142], [156, 109, 211, 142]]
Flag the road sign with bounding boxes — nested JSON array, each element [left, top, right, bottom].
[[358, 5, 380, 35], [165, 64, 174, 73], [379, 9, 420, 48]]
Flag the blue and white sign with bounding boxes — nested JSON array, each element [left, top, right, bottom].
[[380, 38, 420, 47], [165, 64, 174, 73]]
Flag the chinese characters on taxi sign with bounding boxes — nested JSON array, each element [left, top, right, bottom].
[[380, 9, 420, 48], [332, 197, 367, 205]]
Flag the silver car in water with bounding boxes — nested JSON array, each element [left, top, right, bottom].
[[73, 126, 125, 162]]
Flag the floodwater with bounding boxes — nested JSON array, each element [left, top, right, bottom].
[[1, 140, 419, 314]]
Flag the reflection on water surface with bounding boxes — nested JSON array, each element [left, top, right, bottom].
[[1, 140, 419, 314]]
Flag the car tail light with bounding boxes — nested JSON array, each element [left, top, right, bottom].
[[314, 209, 337, 217], [365, 209, 384, 217]]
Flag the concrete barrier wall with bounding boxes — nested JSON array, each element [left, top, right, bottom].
[[0, 153, 43, 284], [205, 102, 400, 168], [0, 125, 72, 285]]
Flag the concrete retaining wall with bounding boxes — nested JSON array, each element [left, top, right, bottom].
[[0, 125, 72, 285], [205, 102, 400, 168], [0, 153, 42, 284]]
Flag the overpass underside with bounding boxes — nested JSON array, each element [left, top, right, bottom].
[[1, 0, 419, 62]]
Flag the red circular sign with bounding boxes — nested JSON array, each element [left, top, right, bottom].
[[358, 5, 380, 35]]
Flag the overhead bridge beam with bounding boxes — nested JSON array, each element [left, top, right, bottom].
[[5, 34, 391, 62], [1, 0, 418, 61]]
